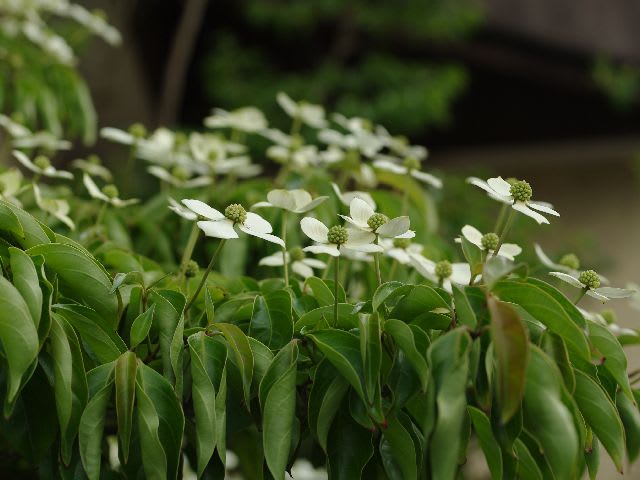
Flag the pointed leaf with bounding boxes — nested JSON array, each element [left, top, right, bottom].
[[115, 351, 137, 462], [249, 289, 293, 349], [130, 305, 155, 349]]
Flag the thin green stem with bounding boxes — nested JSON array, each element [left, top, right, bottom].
[[282, 210, 289, 287], [388, 259, 398, 280], [95, 202, 108, 229], [373, 235, 382, 286], [490, 208, 516, 260], [401, 175, 410, 216], [493, 203, 508, 234], [184, 239, 227, 312], [322, 256, 333, 280], [574, 287, 588, 305], [334, 255, 340, 326], [178, 222, 200, 279]]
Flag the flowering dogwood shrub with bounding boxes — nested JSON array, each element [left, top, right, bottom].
[[1, 92, 640, 480]]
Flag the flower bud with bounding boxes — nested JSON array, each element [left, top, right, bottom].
[[101, 184, 119, 199], [185, 260, 199, 278], [559, 253, 580, 271], [481, 232, 499, 251], [509, 180, 533, 202], [327, 225, 349, 245], [578, 270, 600, 289], [435, 260, 452, 279], [34, 155, 51, 170], [128, 123, 147, 138], [403, 157, 421, 170], [171, 165, 190, 182], [290, 247, 305, 261], [367, 213, 388, 231], [224, 203, 247, 224]]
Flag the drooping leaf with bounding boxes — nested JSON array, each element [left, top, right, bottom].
[[9, 247, 42, 328], [452, 284, 477, 328], [213, 322, 254, 409], [617, 391, 640, 463], [326, 409, 374, 480], [136, 379, 167, 480], [360, 313, 382, 406], [249, 289, 293, 349], [380, 414, 417, 480], [385, 319, 429, 392], [390, 284, 450, 321], [305, 276, 335, 306], [295, 303, 359, 332], [468, 406, 503, 480], [115, 351, 137, 462], [372, 281, 411, 311]]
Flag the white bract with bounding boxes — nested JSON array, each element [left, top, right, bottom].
[[252, 189, 328, 213], [457, 225, 521, 260], [71, 156, 113, 181], [381, 238, 423, 265], [259, 250, 326, 279], [300, 217, 383, 257], [100, 127, 138, 146], [204, 107, 268, 132], [409, 254, 472, 293], [277, 92, 327, 129], [181, 199, 284, 246], [534, 244, 609, 284], [468, 176, 559, 224], [147, 166, 212, 188], [168, 197, 197, 220], [549, 271, 635, 303], [83, 174, 139, 207], [339, 197, 414, 239], [0, 114, 31, 137], [331, 183, 376, 210], [13, 150, 73, 179], [373, 156, 442, 188], [12, 131, 71, 151], [33, 184, 74, 230]]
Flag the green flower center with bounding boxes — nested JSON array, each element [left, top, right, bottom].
[[367, 213, 388, 231], [128, 123, 147, 138], [559, 253, 580, 270], [403, 157, 420, 170], [185, 260, 199, 278], [327, 225, 349, 245], [101, 184, 119, 199], [34, 155, 51, 170], [171, 166, 189, 181], [481, 232, 499, 251], [578, 270, 600, 289], [435, 260, 452, 279], [393, 238, 411, 249], [509, 180, 533, 202], [290, 247, 305, 261], [87, 154, 102, 165], [224, 204, 247, 224], [174, 132, 188, 148]]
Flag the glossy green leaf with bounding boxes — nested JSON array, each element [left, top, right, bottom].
[[452, 284, 477, 328], [308, 359, 349, 451], [360, 313, 381, 405], [0, 199, 50, 248], [390, 284, 450, 321], [617, 391, 640, 463], [305, 276, 335, 306], [488, 295, 529, 423], [585, 434, 600, 480], [78, 377, 113, 480], [115, 351, 137, 462], [295, 303, 359, 332], [213, 322, 254, 408], [9, 247, 42, 328], [136, 379, 167, 480], [588, 320, 633, 401], [249, 289, 293, 349], [468, 406, 503, 480], [0, 200, 24, 238], [460, 235, 483, 276], [381, 414, 417, 480], [327, 409, 374, 480], [513, 438, 543, 480], [385, 319, 429, 391], [130, 304, 155, 349], [525, 277, 586, 329], [372, 281, 411, 311], [149, 289, 184, 385], [573, 369, 625, 473]]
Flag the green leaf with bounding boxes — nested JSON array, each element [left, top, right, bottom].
[[27, 243, 119, 325], [483, 256, 524, 289], [460, 235, 483, 276], [326, 409, 374, 480], [372, 281, 411, 311], [381, 414, 417, 480], [188, 331, 228, 476], [248, 336, 274, 390], [585, 434, 600, 480], [149, 290, 185, 385], [136, 379, 167, 480], [305, 276, 335, 306], [493, 280, 591, 360], [385, 319, 429, 392], [525, 277, 586, 329], [54, 304, 126, 364], [588, 320, 634, 401], [9, 247, 42, 328], [360, 313, 382, 406], [468, 407, 503, 480], [213, 322, 254, 409], [617, 391, 640, 463], [130, 304, 155, 349], [261, 341, 298, 480], [573, 369, 625, 473], [0, 199, 50, 248], [488, 295, 529, 423], [295, 303, 359, 332], [390, 285, 450, 321], [0, 275, 39, 411], [249, 289, 293, 349], [452, 284, 477, 328], [306, 329, 365, 401], [308, 359, 349, 452], [513, 439, 543, 480], [115, 351, 137, 463], [78, 376, 113, 480], [0, 200, 24, 238], [50, 314, 88, 464]]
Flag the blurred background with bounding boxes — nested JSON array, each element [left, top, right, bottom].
[[3, 0, 640, 477]]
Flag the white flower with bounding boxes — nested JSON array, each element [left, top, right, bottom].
[[409, 254, 472, 293], [468, 176, 559, 224], [534, 244, 609, 284], [33, 184, 74, 230], [168, 197, 197, 220], [373, 156, 442, 188], [339, 197, 414, 239], [13, 150, 73, 179], [331, 182, 376, 210], [100, 127, 137, 145], [252, 189, 328, 213], [12, 132, 71, 151], [318, 126, 382, 158], [147, 166, 212, 188], [381, 238, 423, 265], [181, 199, 284, 246], [0, 169, 24, 206], [300, 217, 383, 257], [259, 250, 326, 279], [277, 92, 327, 129], [456, 225, 521, 260], [71, 156, 113, 181], [83, 174, 139, 208], [204, 107, 268, 132], [376, 125, 428, 160], [212, 155, 262, 178], [0, 114, 31, 137], [549, 271, 635, 303]]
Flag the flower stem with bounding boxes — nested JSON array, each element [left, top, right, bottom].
[[95, 202, 108, 229], [334, 255, 340, 326], [282, 210, 289, 287], [574, 287, 588, 305], [322, 257, 333, 280], [493, 203, 508, 233], [185, 239, 226, 312], [490, 208, 516, 260], [388, 259, 398, 280], [401, 175, 410, 215], [178, 222, 200, 279], [373, 235, 382, 286]]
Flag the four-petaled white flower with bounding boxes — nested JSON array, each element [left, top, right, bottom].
[[83, 174, 139, 207], [381, 238, 423, 265], [13, 150, 73, 179], [457, 225, 521, 260], [252, 189, 328, 213], [259, 249, 326, 278], [549, 271, 635, 303], [339, 198, 414, 239], [409, 254, 472, 293], [33, 184, 74, 230], [373, 156, 442, 189], [277, 92, 327, 128], [181, 199, 284, 246], [331, 182, 376, 210], [300, 217, 383, 257], [204, 107, 268, 132], [468, 176, 559, 224]]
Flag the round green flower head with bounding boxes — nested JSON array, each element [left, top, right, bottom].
[[102, 184, 119, 199], [128, 123, 146, 138], [171, 165, 189, 181], [224, 204, 247, 224], [185, 260, 199, 278], [34, 155, 51, 170], [578, 270, 600, 289], [289, 247, 305, 261], [393, 238, 411, 249], [403, 156, 421, 170], [509, 180, 533, 202], [600, 309, 617, 325], [367, 213, 388, 231], [87, 154, 102, 165], [174, 132, 188, 148], [435, 260, 452, 279], [327, 225, 349, 245], [481, 232, 500, 251], [559, 253, 580, 270]]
